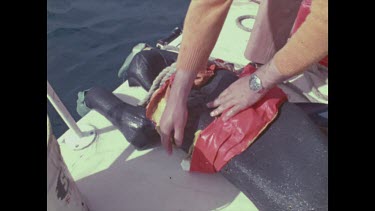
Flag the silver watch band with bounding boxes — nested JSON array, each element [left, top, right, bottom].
[[249, 74, 264, 93]]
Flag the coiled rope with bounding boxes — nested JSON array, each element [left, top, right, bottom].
[[138, 62, 177, 106]]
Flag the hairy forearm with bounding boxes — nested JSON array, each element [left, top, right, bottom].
[[171, 0, 233, 98], [273, 0, 328, 78]]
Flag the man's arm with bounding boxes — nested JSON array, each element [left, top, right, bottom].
[[159, 0, 233, 154], [273, 0, 328, 77], [176, 0, 233, 74], [209, 0, 328, 120]]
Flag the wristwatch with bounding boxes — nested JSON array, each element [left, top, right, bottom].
[[249, 74, 265, 93]]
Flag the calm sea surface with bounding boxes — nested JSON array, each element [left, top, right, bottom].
[[47, 0, 189, 137]]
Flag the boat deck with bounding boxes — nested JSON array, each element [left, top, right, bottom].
[[58, 1, 260, 210]]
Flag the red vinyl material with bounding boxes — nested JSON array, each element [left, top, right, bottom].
[[190, 64, 287, 173]]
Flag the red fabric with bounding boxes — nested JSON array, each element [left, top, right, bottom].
[[190, 64, 287, 173], [319, 56, 328, 67], [290, 0, 328, 68]]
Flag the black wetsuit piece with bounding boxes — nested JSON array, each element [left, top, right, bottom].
[[84, 49, 328, 211]]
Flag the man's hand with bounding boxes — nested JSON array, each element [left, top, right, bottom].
[[159, 70, 197, 154], [207, 75, 266, 121], [159, 99, 188, 155], [207, 60, 285, 121]]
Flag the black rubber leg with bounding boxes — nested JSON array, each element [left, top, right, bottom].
[[84, 87, 159, 149]]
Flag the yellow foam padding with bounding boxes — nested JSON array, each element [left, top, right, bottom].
[[151, 98, 167, 127], [188, 130, 202, 156]]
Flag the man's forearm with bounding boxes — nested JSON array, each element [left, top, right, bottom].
[[273, 0, 328, 78], [175, 0, 233, 91]]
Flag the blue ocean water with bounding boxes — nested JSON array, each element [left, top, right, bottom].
[[47, 0, 189, 137]]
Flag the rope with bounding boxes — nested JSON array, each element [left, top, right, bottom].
[[138, 62, 177, 106]]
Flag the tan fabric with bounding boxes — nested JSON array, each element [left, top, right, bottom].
[[274, 0, 328, 77], [176, 0, 233, 73]]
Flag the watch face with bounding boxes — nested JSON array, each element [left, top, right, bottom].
[[249, 74, 262, 92]]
